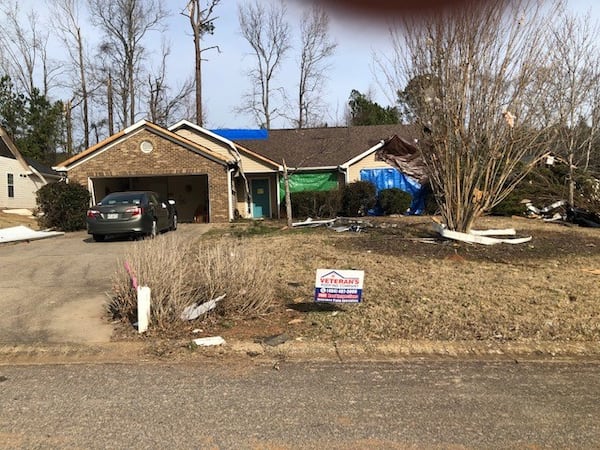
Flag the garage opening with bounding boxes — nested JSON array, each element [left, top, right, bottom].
[[89, 175, 210, 223]]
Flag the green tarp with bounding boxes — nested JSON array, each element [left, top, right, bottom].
[[279, 172, 339, 201]]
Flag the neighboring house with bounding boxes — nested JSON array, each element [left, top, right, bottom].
[[0, 126, 60, 210], [168, 120, 281, 220]]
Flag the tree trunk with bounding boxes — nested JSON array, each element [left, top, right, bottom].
[[193, 22, 202, 126], [65, 100, 73, 157], [568, 151, 575, 206], [77, 27, 89, 149], [107, 73, 114, 136], [283, 159, 293, 228]]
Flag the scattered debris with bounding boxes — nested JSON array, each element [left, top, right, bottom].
[[0, 225, 63, 244], [192, 336, 226, 347], [525, 200, 600, 228], [292, 217, 367, 232], [332, 224, 364, 233], [287, 318, 304, 325], [192, 328, 203, 334], [433, 222, 532, 245], [292, 217, 337, 227], [566, 206, 600, 228], [181, 294, 226, 321], [525, 200, 567, 222]]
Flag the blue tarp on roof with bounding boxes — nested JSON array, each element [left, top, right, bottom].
[[210, 129, 269, 140], [360, 168, 427, 215]]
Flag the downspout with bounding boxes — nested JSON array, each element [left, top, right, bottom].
[[227, 167, 234, 221], [88, 177, 96, 206]]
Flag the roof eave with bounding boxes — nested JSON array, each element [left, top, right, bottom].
[[340, 140, 386, 169]]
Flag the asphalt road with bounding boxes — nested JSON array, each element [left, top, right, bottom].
[[0, 225, 206, 344], [0, 359, 598, 449]]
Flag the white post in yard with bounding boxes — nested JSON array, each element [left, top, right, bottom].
[[137, 286, 151, 333]]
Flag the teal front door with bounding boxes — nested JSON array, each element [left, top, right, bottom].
[[251, 179, 271, 218]]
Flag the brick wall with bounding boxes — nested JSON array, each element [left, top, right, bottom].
[[67, 128, 230, 222]]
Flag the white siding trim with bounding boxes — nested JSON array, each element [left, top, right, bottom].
[[339, 140, 385, 170]]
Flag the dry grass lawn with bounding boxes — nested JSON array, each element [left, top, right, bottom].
[[0, 211, 38, 230], [199, 216, 600, 345]]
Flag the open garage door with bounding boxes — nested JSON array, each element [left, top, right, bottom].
[[89, 175, 210, 222]]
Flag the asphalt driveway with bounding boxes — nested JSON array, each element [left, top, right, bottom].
[[0, 224, 207, 344]]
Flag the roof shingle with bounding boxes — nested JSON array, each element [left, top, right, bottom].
[[236, 124, 416, 168]]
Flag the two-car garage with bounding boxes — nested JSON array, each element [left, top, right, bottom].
[[89, 174, 209, 223], [55, 121, 233, 223]]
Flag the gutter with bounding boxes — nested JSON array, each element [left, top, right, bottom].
[[28, 165, 48, 184]]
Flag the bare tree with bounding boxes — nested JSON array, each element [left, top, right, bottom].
[[0, 3, 59, 97], [87, 0, 168, 128], [296, 5, 337, 128], [52, 0, 91, 150], [238, 0, 291, 129], [538, 5, 600, 205], [181, 0, 220, 127], [376, 0, 558, 232], [147, 41, 195, 126]]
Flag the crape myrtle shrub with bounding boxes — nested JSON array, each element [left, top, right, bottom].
[[378, 188, 412, 215], [340, 181, 377, 217], [290, 190, 341, 219], [36, 181, 90, 231]]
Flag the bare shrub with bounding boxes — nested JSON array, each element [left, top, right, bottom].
[[109, 234, 275, 331], [201, 239, 275, 317], [110, 235, 198, 330]]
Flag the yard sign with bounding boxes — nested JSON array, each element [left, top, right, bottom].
[[314, 269, 364, 303]]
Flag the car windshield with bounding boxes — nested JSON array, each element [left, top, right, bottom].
[[100, 193, 142, 206]]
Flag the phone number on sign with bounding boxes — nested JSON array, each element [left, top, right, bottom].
[[320, 288, 358, 294]]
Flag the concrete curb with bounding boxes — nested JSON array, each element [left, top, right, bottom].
[[1, 339, 599, 365]]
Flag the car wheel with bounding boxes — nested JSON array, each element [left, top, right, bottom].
[[92, 234, 105, 242], [149, 219, 158, 239], [171, 214, 178, 231]]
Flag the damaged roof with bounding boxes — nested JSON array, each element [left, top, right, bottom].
[[236, 124, 416, 168]]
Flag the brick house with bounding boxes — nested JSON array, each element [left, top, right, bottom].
[[54, 120, 234, 223]]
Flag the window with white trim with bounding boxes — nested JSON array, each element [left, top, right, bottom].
[[7, 173, 14, 198]]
